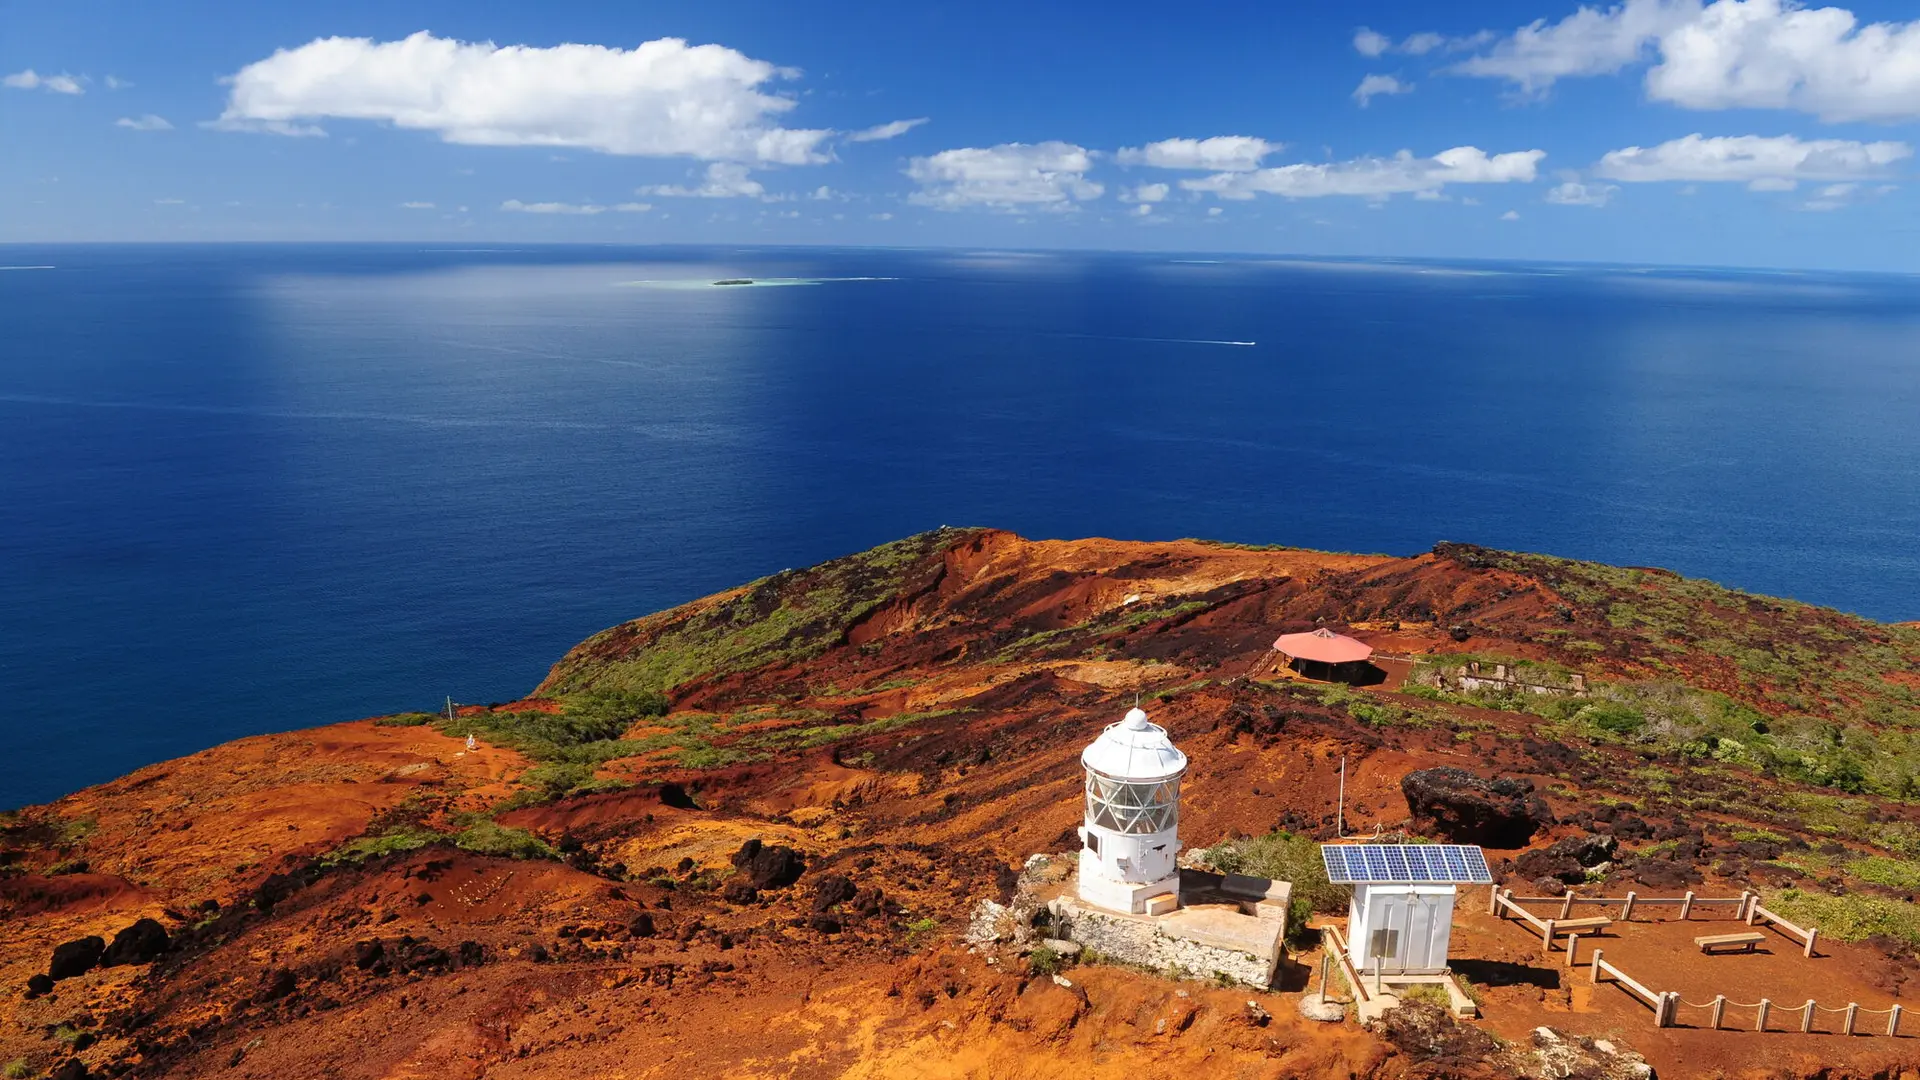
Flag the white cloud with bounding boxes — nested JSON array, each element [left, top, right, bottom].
[[1207, 206, 1223, 216], [114, 114, 172, 131], [1354, 74, 1414, 106], [500, 199, 607, 214], [1595, 133, 1911, 187], [400, 201, 436, 209], [1132, 203, 1153, 216], [1126, 182, 1171, 203], [4, 70, 85, 94], [1450, 0, 1694, 92], [847, 117, 927, 142], [1355, 27, 1495, 57], [1181, 146, 1545, 200], [104, 75, 130, 90], [635, 162, 767, 198], [811, 185, 835, 200], [213, 32, 832, 164], [871, 211, 894, 221], [1648, 0, 1920, 121], [1545, 180, 1619, 205], [1448, 0, 1920, 120], [1502, 209, 1522, 219], [1116, 136, 1279, 171], [905, 141, 1103, 211]]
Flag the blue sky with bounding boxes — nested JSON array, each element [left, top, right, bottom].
[[4, 0, 1919, 269]]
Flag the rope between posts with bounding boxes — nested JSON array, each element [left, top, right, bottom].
[[1816, 1004, 1856, 1013], [1676, 999, 1897, 1015]]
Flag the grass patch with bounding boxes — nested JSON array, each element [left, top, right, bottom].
[[453, 821, 558, 861], [374, 712, 437, 727], [1849, 855, 1920, 891], [1765, 887, 1920, 945], [324, 826, 442, 866]]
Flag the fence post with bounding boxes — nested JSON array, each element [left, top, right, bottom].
[[1560, 887, 1575, 920], [1591, 948, 1603, 984], [1890, 1003, 1902, 1036], [1661, 992, 1678, 1028], [1844, 1003, 1857, 1036], [1801, 999, 1816, 1033], [1680, 891, 1694, 920], [1746, 896, 1760, 926], [1488, 886, 1500, 916], [1805, 926, 1819, 958], [1543, 917, 1558, 951], [1564, 933, 1579, 967], [1756, 999, 1771, 1032], [1710, 995, 1726, 1030], [1621, 891, 1638, 921], [1740, 890, 1755, 922]]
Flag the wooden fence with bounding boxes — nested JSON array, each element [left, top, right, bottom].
[[1589, 949, 1676, 1026], [1747, 900, 1821, 958], [1318, 924, 1370, 1004], [1668, 996, 1905, 1035]]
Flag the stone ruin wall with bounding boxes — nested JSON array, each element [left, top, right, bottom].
[[1046, 900, 1277, 989]]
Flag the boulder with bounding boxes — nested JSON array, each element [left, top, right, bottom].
[[48, 936, 105, 981], [812, 874, 857, 913], [25, 973, 54, 998], [720, 880, 759, 905], [256, 967, 297, 1003], [1402, 768, 1552, 848], [731, 839, 805, 890], [101, 918, 170, 967], [49, 1060, 88, 1080]]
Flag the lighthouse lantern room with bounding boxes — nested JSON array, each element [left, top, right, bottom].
[[1077, 706, 1188, 914]]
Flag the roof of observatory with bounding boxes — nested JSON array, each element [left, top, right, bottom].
[[1081, 707, 1187, 780], [1272, 627, 1374, 664]]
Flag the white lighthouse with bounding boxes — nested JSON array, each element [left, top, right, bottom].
[[1077, 705, 1187, 913]]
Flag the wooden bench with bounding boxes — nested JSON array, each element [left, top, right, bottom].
[[1553, 916, 1614, 932], [1696, 932, 1765, 954]]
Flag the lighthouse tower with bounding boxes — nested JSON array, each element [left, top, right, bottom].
[[1077, 705, 1188, 913]]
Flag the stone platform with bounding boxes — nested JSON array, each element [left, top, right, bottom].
[[1048, 867, 1290, 989]]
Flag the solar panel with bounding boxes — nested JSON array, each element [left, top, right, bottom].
[[1320, 843, 1493, 885]]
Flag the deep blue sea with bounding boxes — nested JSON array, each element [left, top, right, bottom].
[[3, 244, 1918, 807]]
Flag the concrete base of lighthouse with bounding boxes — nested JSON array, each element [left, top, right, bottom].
[[1077, 850, 1180, 915]]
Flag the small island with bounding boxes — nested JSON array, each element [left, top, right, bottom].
[[712, 278, 755, 286]]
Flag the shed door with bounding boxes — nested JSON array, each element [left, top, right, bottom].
[[1365, 892, 1446, 972]]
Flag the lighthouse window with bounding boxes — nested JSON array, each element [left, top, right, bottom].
[[1084, 772, 1181, 835]]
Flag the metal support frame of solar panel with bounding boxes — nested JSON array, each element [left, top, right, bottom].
[[1320, 844, 1492, 885]]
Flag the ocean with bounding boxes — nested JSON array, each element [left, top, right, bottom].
[[3, 244, 1918, 808]]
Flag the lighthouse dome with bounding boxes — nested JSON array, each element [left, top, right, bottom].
[[1081, 706, 1187, 781]]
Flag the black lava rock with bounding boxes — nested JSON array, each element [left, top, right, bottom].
[[48, 936, 106, 981], [629, 913, 656, 938], [25, 973, 54, 998], [721, 881, 759, 905], [731, 839, 805, 890], [256, 967, 297, 1003], [353, 939, 386, 971], [812, 874, 857, 913], [49, 1058, 88, 1080], [101, 918, 170, 967], [1401, 768, 1552, 848]]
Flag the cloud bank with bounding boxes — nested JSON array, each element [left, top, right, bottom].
[[1182, 146, 1545, 200], [214, 32, 833, 163], [906, 142, 1103, 211], [1441, 0, 1920, 120], [1596, 133, 1911, 186], [4, 69, 84, 94], [1115, 136, 1280, 171]]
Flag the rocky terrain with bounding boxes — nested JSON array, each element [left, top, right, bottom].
[[5, 527, 1920, 1079]]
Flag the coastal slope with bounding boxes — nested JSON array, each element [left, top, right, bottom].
[[5, 528, 1920, 1080]]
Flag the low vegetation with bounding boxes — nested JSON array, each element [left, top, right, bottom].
[[1202, 830, 1344, 943], [1765, 886, 1920, 945]]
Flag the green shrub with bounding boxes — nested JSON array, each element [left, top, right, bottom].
[[1203, 830, 1346, 945], [1850, 856, 1920, 891], [325, 827, 439, 866], [453, 822, 557, 861], [1580, 702, 1645, 735], [1028, 945, 1061, 977], [3, 1058, 29, 1079], [375, 712, 437, 727]]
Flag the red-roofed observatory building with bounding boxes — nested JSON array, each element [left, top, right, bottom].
[[1272, 627, 1382, 685]]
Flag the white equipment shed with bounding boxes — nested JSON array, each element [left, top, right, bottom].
[[1323, 844, 1493, 976]]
